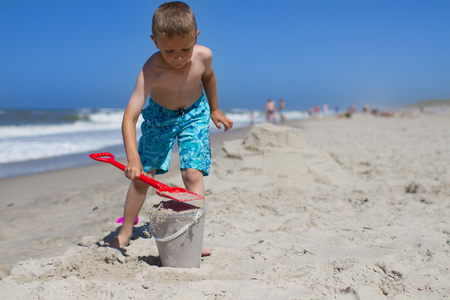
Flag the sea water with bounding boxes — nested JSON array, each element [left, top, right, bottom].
[[0, 108, 308, 179]]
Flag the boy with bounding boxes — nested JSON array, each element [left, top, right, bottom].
[[108, 2, 233, 249]]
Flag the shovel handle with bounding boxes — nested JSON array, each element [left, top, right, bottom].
[[89, 152, 167, 189]]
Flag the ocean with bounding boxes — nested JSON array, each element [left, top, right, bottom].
[[0, 108, 308, 179]]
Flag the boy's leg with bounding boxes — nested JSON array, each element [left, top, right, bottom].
[[181, 168, 211, 256], [181, 168, 205, 196], [107, 171, 154, 248]]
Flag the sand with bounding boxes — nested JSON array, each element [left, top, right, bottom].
[[0, 111, 449, 299]]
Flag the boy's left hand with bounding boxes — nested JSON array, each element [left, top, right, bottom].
[[211, 109, 233, 132]]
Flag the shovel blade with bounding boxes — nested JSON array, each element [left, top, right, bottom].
[[156, 187, 204, 202], [89, 152, 204, 203]]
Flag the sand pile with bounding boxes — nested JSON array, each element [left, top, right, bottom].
[[217, 122, 349, 188]]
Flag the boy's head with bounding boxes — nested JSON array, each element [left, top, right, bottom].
[[151, 2, 199, 69], [152, 1, 197, 39]]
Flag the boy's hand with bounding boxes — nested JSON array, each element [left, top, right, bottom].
[[125, 160, 143, 181], [211, 109, 233, 132]]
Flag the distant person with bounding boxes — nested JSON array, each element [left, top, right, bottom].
[[278, 98, 286, 124], [371, 108, 394, 117], [107, 2, 233, 252], [249, 111, 255, 127], [323, 103, 329, 117], [362, 104, 369, 113], [341, 106, 355, 118], [265, 98, 276, 123]]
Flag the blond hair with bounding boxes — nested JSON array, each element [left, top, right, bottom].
[[152, 1, 197, 38]]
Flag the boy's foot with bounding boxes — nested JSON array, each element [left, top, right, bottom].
[[102, 236, 130, 249], [201, 248, 211, 257]]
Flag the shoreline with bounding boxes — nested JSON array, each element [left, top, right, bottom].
[[2, 102, 447, 180], [0, 125, 253, 180]]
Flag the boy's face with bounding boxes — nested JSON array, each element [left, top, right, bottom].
[[151, 30, 200, 69]]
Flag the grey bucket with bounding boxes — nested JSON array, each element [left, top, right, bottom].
[[148, 202, 208, 268]]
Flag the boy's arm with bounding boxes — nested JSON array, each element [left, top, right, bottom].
[[122, 69, 149, 180], [201, 50, 233, 132]]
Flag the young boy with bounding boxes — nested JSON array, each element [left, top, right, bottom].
[[109, 2, 233, 249]]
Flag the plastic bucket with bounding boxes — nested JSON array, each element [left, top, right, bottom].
[[148, 201, 208, 268]]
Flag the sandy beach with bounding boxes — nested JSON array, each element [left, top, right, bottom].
[[0, 111, 449, 299]]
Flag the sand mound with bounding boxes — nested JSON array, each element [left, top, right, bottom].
[[218, 123, 349, 187], [241, 122, 308, 151]]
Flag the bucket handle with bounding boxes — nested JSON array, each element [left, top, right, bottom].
[[153, 211, 203, 243]]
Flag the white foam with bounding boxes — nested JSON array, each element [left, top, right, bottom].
[[0, 131, 124, 163], [0, 109, 140, 139], [0, 109, 309, 165]]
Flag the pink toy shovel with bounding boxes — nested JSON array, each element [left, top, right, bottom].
[[89, 152, 204, 202]]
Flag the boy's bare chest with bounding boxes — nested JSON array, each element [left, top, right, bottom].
[[148, 62, 205, 109], [154, 64, 203, 89]]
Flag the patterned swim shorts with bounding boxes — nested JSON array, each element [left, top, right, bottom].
[[138, 93, 211, 176]]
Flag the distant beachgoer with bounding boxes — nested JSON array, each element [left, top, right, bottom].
[[106, 2, 233, 254], [315, 105, 321, 114], [363, 104, 369, 113], [323, 103, 328, 116], [371, 108, 395, 117], [278, 98, 286, 124], [249, 112, 255, 127], [341, 106, 355, 118], [265, 98, 276, 123]]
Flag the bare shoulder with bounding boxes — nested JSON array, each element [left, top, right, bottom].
[[194, 45, 213, 60], [142, 52, 163, 73]]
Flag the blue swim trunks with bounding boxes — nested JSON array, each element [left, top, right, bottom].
[[138, 93, 211, 176]]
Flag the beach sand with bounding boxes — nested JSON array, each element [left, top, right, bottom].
[[0, 112, 449, 299]]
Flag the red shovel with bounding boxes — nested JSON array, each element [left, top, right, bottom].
[[89, 152, 204, 202]]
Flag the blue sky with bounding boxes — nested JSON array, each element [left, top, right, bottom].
[[1, 0, 449, 111]]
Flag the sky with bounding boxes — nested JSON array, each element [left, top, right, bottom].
[[1, 0, 449, 111]]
